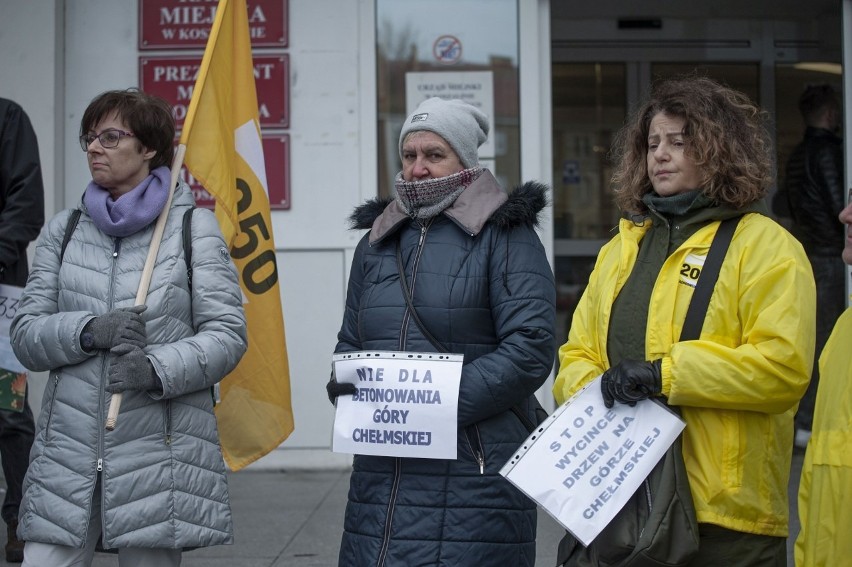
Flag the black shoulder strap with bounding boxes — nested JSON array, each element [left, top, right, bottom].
[[396, 239, 446, 353], [395, 238, 540, 433], [679, 217, 740, 342], [183, 207, 194, 291], [60, 209, 83, 263]]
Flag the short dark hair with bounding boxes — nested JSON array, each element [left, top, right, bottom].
[[798, 83, 839, 125], [611, 75, 772, 215], [80, 89, 175, 171]]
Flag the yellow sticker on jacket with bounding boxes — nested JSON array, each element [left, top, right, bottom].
[[679, 253, 707, 288]]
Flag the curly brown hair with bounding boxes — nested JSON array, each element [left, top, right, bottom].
[[611, 75, 773, 215]]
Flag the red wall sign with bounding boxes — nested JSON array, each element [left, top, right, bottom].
[[139, 0, 288, 49], [139, 55, 289, 129], [180, 134, 290, 210]]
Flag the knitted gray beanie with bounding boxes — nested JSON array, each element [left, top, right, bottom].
[[398, 97, 489, 168]]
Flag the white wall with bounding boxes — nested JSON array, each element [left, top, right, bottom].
[[250, 0, 373, 468], [0, 0, 61, 217]]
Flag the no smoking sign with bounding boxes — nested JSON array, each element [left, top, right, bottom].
[[433, 35, 462, 64]]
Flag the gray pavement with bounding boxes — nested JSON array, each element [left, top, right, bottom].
[[0, 451, 804, 566]]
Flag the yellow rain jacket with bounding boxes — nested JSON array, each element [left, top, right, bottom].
[[795, 307, 852, 566], [555, 212, 815, 537]]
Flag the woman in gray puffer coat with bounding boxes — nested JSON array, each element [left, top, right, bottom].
[[10, 89, 247, 567], [328, 97, 556, 567]]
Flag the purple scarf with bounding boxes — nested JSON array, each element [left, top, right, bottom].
[[84, 166, 171, 237]]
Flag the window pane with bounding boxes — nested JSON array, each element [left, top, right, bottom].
[[551, 63, 626, 240], [551, 63, 626, 347], [376, 0, 520, 198], [651, 63, 760, 102]]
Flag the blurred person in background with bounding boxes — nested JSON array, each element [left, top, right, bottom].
[[779, 84, 845, 449]]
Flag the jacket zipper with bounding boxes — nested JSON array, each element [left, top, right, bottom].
[[164, 400, 173, 445], [376, 458, 402, 567], [464, 425, 486, 474], [398, 221, 431, 350], [44, 373, 60, 439], [637, 479, 653, 538], [81, 459, 102, 551], [377, 221, 431, 564], [98, 237, 121, 546], [100, 237, 121, 447]]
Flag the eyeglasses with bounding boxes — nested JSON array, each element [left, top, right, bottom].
[[79, 128, 135, 151]]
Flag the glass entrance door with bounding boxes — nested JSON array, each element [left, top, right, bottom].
[[551, 62, 625, 341], [550, 11, 842, 346]]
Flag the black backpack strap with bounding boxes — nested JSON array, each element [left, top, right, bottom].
[[182, 208, 194, 291], [679, 217, 740, 342], [60, 209, 83, 263], [61, 208, 194, 286], [181, 206, 211, 404]]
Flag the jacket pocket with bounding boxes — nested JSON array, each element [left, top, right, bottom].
[[721, 410, 743, 488], [464, 424, 485, 474], [163, 399, 173, 445], [43, 372, 61, 441]]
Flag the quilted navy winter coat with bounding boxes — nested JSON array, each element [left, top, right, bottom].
[[10, 182, 246, 550], [335, 170, 556, 567]]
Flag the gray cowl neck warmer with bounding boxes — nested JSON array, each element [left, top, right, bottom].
[[394, 167, 483, 220]]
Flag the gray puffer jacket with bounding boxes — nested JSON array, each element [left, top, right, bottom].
[[336, 170, 556, 567], [10, 182, 247, 549]]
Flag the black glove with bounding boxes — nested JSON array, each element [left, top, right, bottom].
[[601, 359, 662, 408], [326, 377, 356, 405], [106, 343, 160, 394], [83, 305, 147, 350]]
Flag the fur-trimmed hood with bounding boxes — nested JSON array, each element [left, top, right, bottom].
[[348, 170, 549, 244]]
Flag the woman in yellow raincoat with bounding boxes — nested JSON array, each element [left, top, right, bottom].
[[555, 76, 815, 566]]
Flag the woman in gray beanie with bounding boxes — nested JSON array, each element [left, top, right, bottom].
[[328, 96, 556, 566]]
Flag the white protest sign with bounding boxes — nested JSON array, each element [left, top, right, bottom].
[[332, 351, 463, 459], [500, 375, 685, 546], [0, 285, 25, 373]]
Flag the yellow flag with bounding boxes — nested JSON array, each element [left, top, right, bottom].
[[179, 0, 293, 471]]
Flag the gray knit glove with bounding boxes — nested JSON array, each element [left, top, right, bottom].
[[83, 305, 147, 350], [105, 343, 161, 394]]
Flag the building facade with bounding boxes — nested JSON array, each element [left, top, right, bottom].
[[0, 0, 846, 468]]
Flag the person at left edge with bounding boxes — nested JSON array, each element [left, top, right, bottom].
[[0, 98, 45, 563], [9, 89, 247, 567], [329, 97, 556, 566]]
